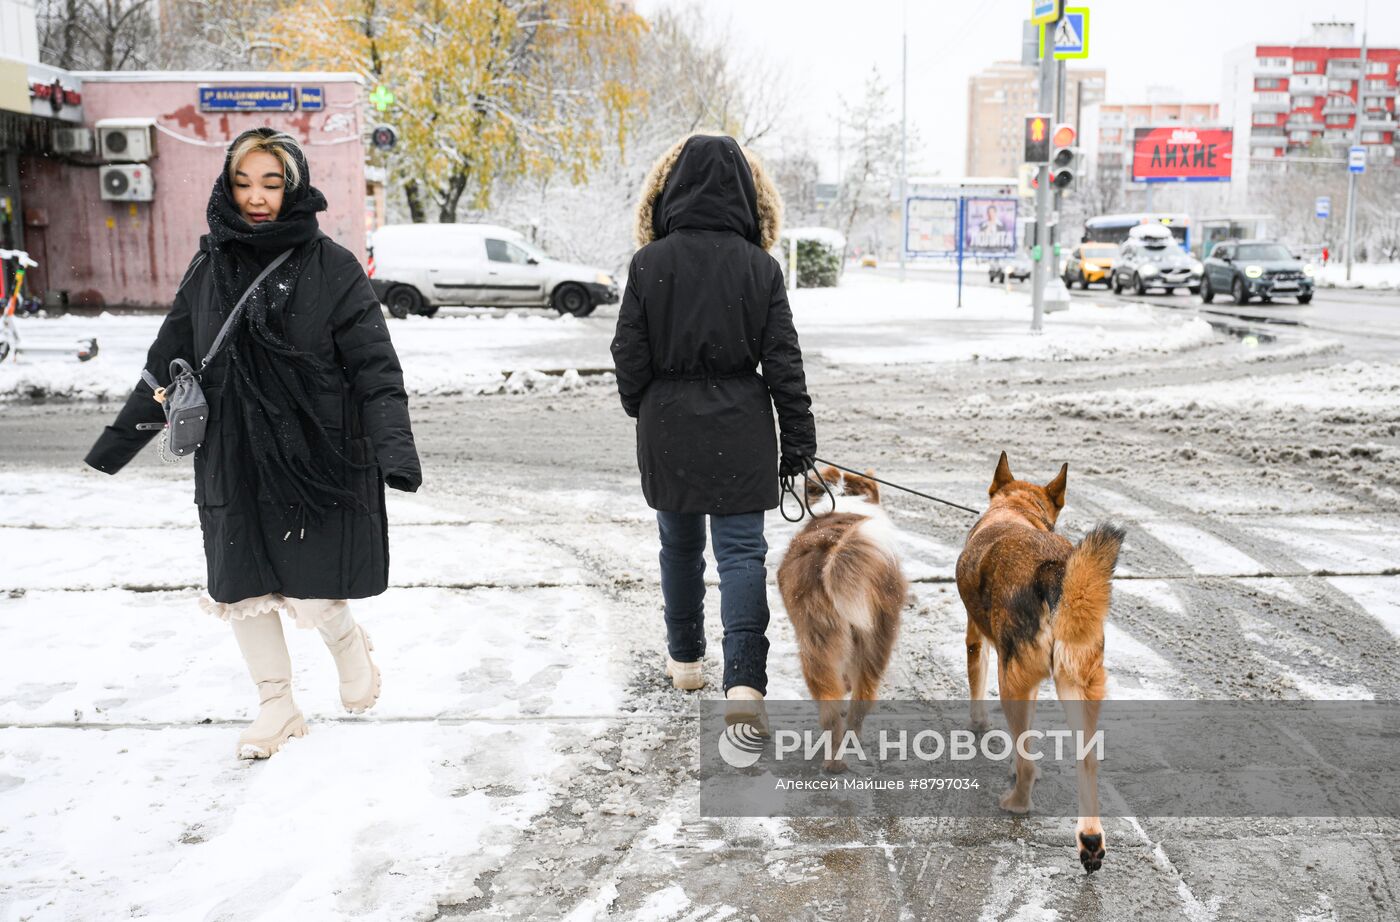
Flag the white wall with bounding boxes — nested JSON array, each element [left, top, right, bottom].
[[0, 0, 39, 63]]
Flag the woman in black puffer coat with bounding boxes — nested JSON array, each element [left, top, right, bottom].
[[611, 134, 817, 712], [86, 128, 420, 760]]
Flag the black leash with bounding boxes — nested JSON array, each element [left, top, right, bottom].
[[779, 458, 837, 523], [811, 456, 982, 517]]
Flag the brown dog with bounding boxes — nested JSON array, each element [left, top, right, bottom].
[[955, 452, 1124, 874], [778, 467, 908, 772]]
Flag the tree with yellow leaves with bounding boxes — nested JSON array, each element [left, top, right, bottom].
[[264, 0, 646, 222]]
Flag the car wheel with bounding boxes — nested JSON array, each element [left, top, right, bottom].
[[1201, 275, 1215, 303], [1187, 285, 1200, 295], [1232, 277, 1250, 304], [1297, 293, 1313, 304], [1112, 273, 1123, 295], [1133, 273, 1147, 296], [385, 284, 422, 319], [417, 304, 440, 318], [552, 283, 590, 316]]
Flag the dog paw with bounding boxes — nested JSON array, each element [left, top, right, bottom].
[[999, 789, 1033, 814], [823, 759, 849, 775], [1077, 832, 1106, 874]]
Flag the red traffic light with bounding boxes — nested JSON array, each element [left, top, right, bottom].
[[1052, 124, 1076, 147]]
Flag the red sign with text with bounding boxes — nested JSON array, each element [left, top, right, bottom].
[[1131, 127, 1233, 183]]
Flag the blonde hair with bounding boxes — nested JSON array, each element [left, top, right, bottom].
[[227, 131, 303, 190]]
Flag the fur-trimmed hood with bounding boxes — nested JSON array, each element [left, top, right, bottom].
[[634, 134, 782, 251]]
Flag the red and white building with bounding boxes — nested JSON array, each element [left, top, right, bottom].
[[1224, 21, 1399, 198]]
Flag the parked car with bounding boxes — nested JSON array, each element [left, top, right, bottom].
[[1110, 225, 1203, 295], [1200, 239, 1315, 305], [368, 223, 619, 318], [989, 255, 1032, 283], [1063, 243, 1119, 289]]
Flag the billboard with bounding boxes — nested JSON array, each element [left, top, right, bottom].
[[1131, 126, 1233, 183], [963, 198, 1018, 255], [905, 198, 959, 256]]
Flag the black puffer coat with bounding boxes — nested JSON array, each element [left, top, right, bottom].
[[86, 236, 420, 603], [610, 134, 816, 514]]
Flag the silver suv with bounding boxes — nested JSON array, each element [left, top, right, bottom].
[[1110, 226, 1204, 296]]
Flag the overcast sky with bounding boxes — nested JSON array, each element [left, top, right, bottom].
[[634, 0, 1400, 179]]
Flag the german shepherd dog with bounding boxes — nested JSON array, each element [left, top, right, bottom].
[[778, 467, 908, 773], [955, 453, 1124, 874]]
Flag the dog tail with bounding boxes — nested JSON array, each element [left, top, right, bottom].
[[1054, 523, 1126, 647], [820, 526, 898, 634]]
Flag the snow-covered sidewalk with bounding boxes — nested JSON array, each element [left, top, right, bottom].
[[0, 274, 1220, 401]]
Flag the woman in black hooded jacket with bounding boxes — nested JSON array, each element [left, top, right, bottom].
[[86, 128, 420, 760], [611, 134, 817, 714]]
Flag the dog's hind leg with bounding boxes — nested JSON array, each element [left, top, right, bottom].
[[1055, 673, 1106, 873], [997, 666, 1041, 814], [966, 621, 992, 732], [802, 655, 851, 774]]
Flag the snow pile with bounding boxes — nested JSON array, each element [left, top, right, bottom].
[[790, 274, 1219, 365], [0, 309, 613, 402], [995, 359, 1400, 420], [1316, 262, 1400, 289]]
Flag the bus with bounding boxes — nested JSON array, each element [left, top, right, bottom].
[[1083, 213, 1190, 252]]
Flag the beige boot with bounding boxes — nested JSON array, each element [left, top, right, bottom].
[[725, 685, 771, 737], [312, 602, 382, 714], [664, 653, 705, 691], [230, 610, 307, 760]]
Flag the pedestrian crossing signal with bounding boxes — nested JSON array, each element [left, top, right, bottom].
[[1024, 115, 1051, 164]]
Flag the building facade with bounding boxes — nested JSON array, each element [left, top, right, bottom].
[[965, 61, 1106, 178], [1081, 100, 1221, 188], [1, 0, 369, 308], [1223, 21, 1399, 197]]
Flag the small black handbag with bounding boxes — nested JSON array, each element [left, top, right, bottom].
[[141, 248, 293, 458]]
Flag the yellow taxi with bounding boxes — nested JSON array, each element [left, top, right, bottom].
[[1063, 243, 1119, 289]]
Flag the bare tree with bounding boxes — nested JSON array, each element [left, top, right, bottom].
[[833, 68, 904, 248], [37, 0, 156, 71]]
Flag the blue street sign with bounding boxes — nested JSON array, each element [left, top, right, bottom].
[[1315, 196, 1330, 219], [1031, 0, 1059, 26], [1348, 146, 1366, 174], [199, 85, 296, 112], [299, 87, 324, 111]]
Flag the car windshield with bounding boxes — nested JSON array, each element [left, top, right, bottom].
[[1236, 244, 1293, 261], [1084, 246, 1117, 258]]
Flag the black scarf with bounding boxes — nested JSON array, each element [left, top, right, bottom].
[[203, 128, 361, 526]]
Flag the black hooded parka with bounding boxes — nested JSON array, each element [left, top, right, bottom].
[[610, 134, 816, 514], [86, 158, 419, 604]]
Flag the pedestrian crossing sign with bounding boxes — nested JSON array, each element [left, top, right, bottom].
[[1039, 7, 1090, 60]]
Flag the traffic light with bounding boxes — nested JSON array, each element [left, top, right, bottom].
[[1024, 114, 1051, 164], [1050, 123, 1077, 190]]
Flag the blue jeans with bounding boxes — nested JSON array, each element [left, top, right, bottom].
[[657, 510, 770, 695]]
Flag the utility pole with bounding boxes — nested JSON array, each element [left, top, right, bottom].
[[1031, 9, 1060, 333], [898, 1, 908, 283], [1344, 2, 1368, 282]]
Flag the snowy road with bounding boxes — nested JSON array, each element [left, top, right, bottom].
[[3, 275, 1399, 920]]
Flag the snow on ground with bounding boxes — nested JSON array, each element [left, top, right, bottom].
[[1316, 261, 1400, 289], [995, 358, 1400, 419], [790, 273, 1218, 365], [0, 274, 1222, 401]]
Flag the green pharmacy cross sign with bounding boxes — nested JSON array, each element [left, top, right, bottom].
[[370, 85, 395, 112]]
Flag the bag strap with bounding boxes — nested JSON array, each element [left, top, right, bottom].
[[198, 247, 295, 374], [138, 247, 293, 394]]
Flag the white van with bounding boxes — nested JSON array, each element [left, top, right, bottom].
[[367, 223, 618, 318]]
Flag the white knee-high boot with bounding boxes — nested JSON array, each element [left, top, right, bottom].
[[230, 611, 307, 759], [308, 601, 382, 714]]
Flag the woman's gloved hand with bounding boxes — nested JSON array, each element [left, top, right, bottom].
[[779, 454, 813, 478]]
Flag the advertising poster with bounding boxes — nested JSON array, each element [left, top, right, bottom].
[[1131, 126, 1233, 183], [962, 198, 1018, 255], [905, 198, 959, 256]]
